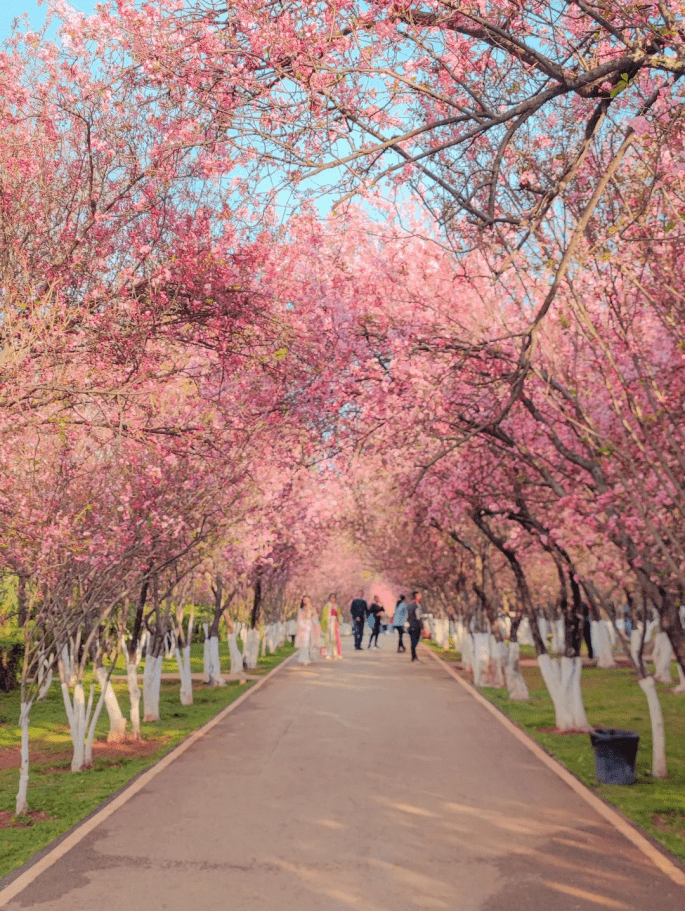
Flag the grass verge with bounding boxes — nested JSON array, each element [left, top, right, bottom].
[[0, 642, 294, 880], [425, 641, 685, 865]]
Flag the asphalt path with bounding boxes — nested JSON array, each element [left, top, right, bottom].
[[2, 635, 684, 910]]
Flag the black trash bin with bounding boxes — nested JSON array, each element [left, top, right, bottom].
[[589, 728, 640, 785]]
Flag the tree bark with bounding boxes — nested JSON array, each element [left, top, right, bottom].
[[250, 571, 263, 630]]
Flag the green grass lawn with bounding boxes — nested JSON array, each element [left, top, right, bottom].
[[426, 641, 685, 864], [0, 641, 294, 880]]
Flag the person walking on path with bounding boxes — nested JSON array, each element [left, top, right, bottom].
[[367, 595, 384, 649], [406, 591, 424, 662], [350, 590, 368, 650], [295, 596, 313, 665], [393, 595, 408, 652], [322, 593, 343, 659]]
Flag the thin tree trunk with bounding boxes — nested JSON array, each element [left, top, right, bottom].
[[15, 700, 31, 815], [175, 608, 194, 705], [652, 631, 674, 685], [84, 685, 108, 767], [17, 575, 28, 628], [37, 654, 53, 700], [127, 659, 142, 739], [638, 676, 667, 779], [251, 572, 263, 630], [95, 666, 127, 742]]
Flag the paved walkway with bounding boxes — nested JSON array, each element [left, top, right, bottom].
[[3, 637, 684, 910]]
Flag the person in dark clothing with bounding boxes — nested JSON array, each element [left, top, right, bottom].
[[349, 591, 368, 650], [582, 602, 594, 659], [393, 595, 408, 652], [406, 591, 423, 662], [367, 595, 384, 649]]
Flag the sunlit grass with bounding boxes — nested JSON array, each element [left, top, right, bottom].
[[0, 642, 294, 879], [426, 641, 685, 863]]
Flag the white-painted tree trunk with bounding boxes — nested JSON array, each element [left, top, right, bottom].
[[175, 643, 194, 705], [244, 629, 260, 670], [652, 632, 674, 685], [174, 611, 194, 705], [155, 652, 163, 701], [260, 628, 267, 657], [472, 632, 491, 687], [228, 634, 244, 675], [673, 663, 685, 694], [550, 619, 565, 655], [95, 667, 127, 742], [638, 676, 667, 778], [202, 623, 210, 683], [142, 653, 163, 721], [538, 616, 549, 647], [491, 638, 507, 688], [15, 701, 31, 815], [461, 633, 474, 676], [630, 627, 644, 666], [127, 659, 142, 739], [206, 635, 226, 686], [84, 686, 108, 767], [517, 617, 534, 646], [592, 620, 617, 669], [164, 631, 176, 660], [452, 620, 467, 652], [61, 642, 78, 688], [433, 618, 450, 649], [537, 654, 591, 732], [265, 624, 278, 653], [505, 643, 530, 701], [60, 677, 89, 772]]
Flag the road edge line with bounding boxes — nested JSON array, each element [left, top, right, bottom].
[[0, 651, 297, 908], [421, 644, 685, 889]]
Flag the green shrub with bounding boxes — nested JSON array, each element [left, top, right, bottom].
[[0, 640, 22, 693]]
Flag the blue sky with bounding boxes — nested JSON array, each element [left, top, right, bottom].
[[0, 0, 94, 37], [0, 0, 413, 226]]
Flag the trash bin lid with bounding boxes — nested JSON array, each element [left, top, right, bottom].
[[590, 728, 639, 744]]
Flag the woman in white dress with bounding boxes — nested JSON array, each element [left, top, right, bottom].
[[295, 596, 313, 665]]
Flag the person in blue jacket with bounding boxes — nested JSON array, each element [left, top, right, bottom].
[[393, 595, 408, 653]]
